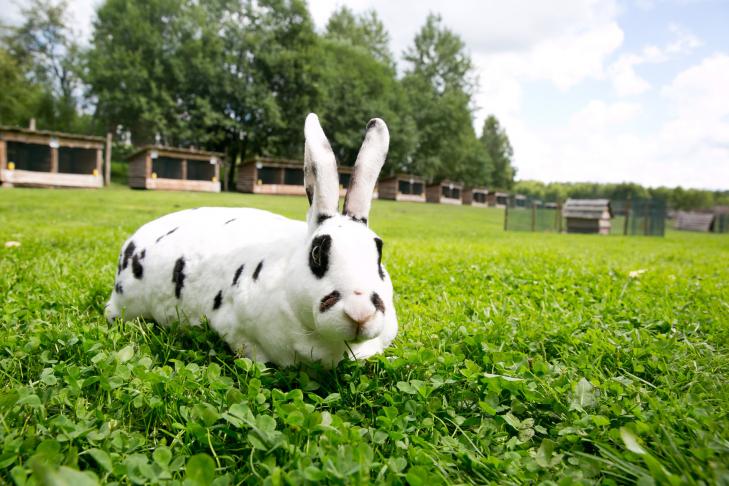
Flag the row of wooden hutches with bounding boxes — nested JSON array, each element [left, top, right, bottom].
[[0, 127, 513, 207], [237, 159, 510, 206]]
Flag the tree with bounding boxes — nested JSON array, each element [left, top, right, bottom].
[[401, 14, 487, 184], [325, 7, 393, 66], [403, 14, 475, 96], [317, 9, 416, 173], [0, 48, 44, 126], [480, 115, 515, 189], [2, 0, 90, 132]]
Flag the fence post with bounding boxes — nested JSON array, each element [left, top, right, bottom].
[[624, 196, 631, 236], [503, 198, 509, 231], [104, 132, 112, 186], [531, 202, 536, 232], [557, 202, 563, 233]]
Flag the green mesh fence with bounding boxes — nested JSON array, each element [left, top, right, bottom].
[[714, 214, 729, 233], [505, 197, 667, 236], [504, 198, 561, 232]]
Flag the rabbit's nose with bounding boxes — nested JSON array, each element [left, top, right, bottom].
[[344, 295, 375, 326]]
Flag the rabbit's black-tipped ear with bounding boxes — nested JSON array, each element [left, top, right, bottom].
[[304, 113, 340, 229], [343, 118, 389, 224]]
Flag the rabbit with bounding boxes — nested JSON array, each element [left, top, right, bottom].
[[105, 114, 398, 368]]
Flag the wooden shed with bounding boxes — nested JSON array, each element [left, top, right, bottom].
[[563, 199, 612, 234], [377, 174, 426, 202], [675, 211, 715, 232], [128, 145, 222, 192], [486, 191, 509, 208], [236, 157, 353, 197], [0, 126, 105, 188], [426, 180, 463, 205], [462, 187, 488, 207]]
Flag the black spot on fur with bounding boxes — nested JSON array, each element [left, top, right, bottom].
[[319, 290, 341, 312], [309, 234, 331, 279], [371, 292, 385, 314], [305, 186, 313, 205], [140, 249, 146, 259], [374, 238, 385, 280], [122, 241, 136, 269], [232, 264, 245, 286], [115, 282, 123, 294], [156, 227, 178, 243], [117, 261, 121, 275], [366, 119, 377, 130], [132, 254, 144, 279], [349, 215, 367, 225], [253, 261, 264, 281], [224, 218, 236, 225], [172, 257, 186, 298], [317, 213, 332, 225], [213, 290, 223, 310]]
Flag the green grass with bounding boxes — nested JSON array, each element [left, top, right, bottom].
[[1, 187, 728, 485]]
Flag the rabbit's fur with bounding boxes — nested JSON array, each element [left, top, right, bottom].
[[106, 114, 397, 367]]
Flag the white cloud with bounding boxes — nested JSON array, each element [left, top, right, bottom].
[[513, 55, 729, 189], [607, 23, 701, 97]]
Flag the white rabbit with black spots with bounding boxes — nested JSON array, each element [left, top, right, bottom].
[[106, 114, 397, 367]]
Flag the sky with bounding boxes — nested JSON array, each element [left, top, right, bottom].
[[3, 0, 728, 190]]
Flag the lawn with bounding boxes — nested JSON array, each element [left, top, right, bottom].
[[1, 187, 728, 485]]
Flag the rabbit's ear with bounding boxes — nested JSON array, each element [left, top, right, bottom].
[[304, 113, 340, 226], [342, 118, 389, 224]]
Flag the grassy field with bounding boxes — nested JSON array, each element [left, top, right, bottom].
[[1, 187, 728, 485]]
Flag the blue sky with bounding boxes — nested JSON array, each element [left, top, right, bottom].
[[3, 0, 728, 189]]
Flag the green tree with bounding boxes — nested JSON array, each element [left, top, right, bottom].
[[317, 9, 416, 173], [0, 48, 44, 126], [480, 115, 515, 189], [2, 0, 90, 132], [325, 7, 393, 66], [401, 14, 487, 184]]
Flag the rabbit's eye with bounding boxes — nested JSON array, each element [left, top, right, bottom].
[[309, 234, 332, 279]]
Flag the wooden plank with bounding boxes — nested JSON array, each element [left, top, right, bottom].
[[146, 177, 220, 192], [181, 159, 188, 180], [0, 140, 6, 171], [96, 148, 102, 177], [396, 194, 426, 203], [253, 184, 307, 196], [50, 148, 58, 173], [1, 169, 103, 188], [104, 133, 112, 186], [0, 131, 103, 149]]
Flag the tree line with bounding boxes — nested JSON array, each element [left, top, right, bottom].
[[1, 0, 725, 209], [0, 0, 515, 191], [513, 180, 729, 211]]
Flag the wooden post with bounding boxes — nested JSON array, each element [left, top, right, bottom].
[[216, 158, 222, 187], [104, 133, 112, 186], [96, 148, 103, 177], [50, 147, 58, 173], [503, 198, 509, 231], [531, 202, 536, 232], [643, 200, 649, 236], [181, 159, 188, 180], [0, 140, 6, 171], [624, 196, 631, 236]]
